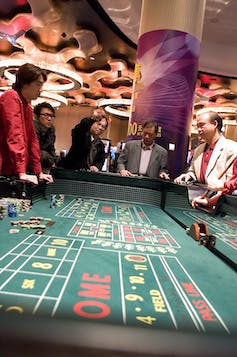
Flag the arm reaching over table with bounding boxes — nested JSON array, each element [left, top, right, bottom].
[[174, 173, 194, 184], [39, 172, 54, 184], [191, 191, 222, 209]]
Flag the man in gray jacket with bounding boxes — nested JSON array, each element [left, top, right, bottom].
[[117, 120, 169, 179]]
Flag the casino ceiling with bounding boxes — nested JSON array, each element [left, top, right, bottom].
[[0, 0, 137, 109], [0, 0, 237, 114]]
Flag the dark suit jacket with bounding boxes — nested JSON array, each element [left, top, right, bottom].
[[59, 117, 105, 170], [117, 140, 168, 178], [34, 120, 56, 171]]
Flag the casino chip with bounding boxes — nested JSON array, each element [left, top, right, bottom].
[[9, 228, 19, 234], [35, 229, 45, 235]]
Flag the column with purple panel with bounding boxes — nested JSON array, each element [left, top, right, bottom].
[[128, 0, 206, 179]]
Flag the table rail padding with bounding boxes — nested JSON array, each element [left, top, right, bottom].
[[222, 194, 237, 215], [45, 179, 162, 206], [163, 190, 191, 209]]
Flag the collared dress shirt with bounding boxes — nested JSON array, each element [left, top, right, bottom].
[[139, 142, 154, 175], [199, 140, 219, 183]]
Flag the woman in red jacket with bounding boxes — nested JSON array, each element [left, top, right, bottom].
[[0, 63, 53, 185]]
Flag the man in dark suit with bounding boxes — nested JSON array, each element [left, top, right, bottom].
[[117, 120, 169, 179]]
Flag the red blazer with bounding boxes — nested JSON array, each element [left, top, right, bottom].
[[0, 89, 42, 176], [224, 157, 237, 194]]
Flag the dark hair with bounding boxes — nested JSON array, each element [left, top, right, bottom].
[[93, 116, 109, 130], [208, 111, 223, 132], [13, 63, 47, 93], [143, 120, 158, 134], [34, 101, 55, 118], [91, 108, 109, 129]]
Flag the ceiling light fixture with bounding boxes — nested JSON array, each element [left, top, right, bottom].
[[196, 107, 237, 116], [0, 58, 83, 89], [39, 90, 68, 105], [104, 105, 129, 117], [99, 98, 131, 107], [32, 97, 61, 108], [99, 98, 131, 117]]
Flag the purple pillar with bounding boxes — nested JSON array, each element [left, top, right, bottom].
[[128, 29, 200, 178]]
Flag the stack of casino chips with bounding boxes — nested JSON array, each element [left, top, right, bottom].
[[0, 198, 32, 216], [0, 205, 4, 220], [58, 194, 65, 204], [0, 200, 9, 219], [10, 217, 48, 230], [8, 203, 17, 217], [21, 199, 32, 212], [50, 194, 65, 208]]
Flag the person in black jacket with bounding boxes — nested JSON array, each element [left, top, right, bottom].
[[33, 102, 56, 173], [59, 108, 109, 172]]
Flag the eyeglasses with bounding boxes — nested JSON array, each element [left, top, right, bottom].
[[40, 113, 55, 119]]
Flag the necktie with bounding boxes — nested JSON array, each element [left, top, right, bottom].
[[142, 146, 151, 151]]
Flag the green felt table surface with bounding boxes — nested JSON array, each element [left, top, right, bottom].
[[165, 206, 237, 265], [0, 193, 236, 336]]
